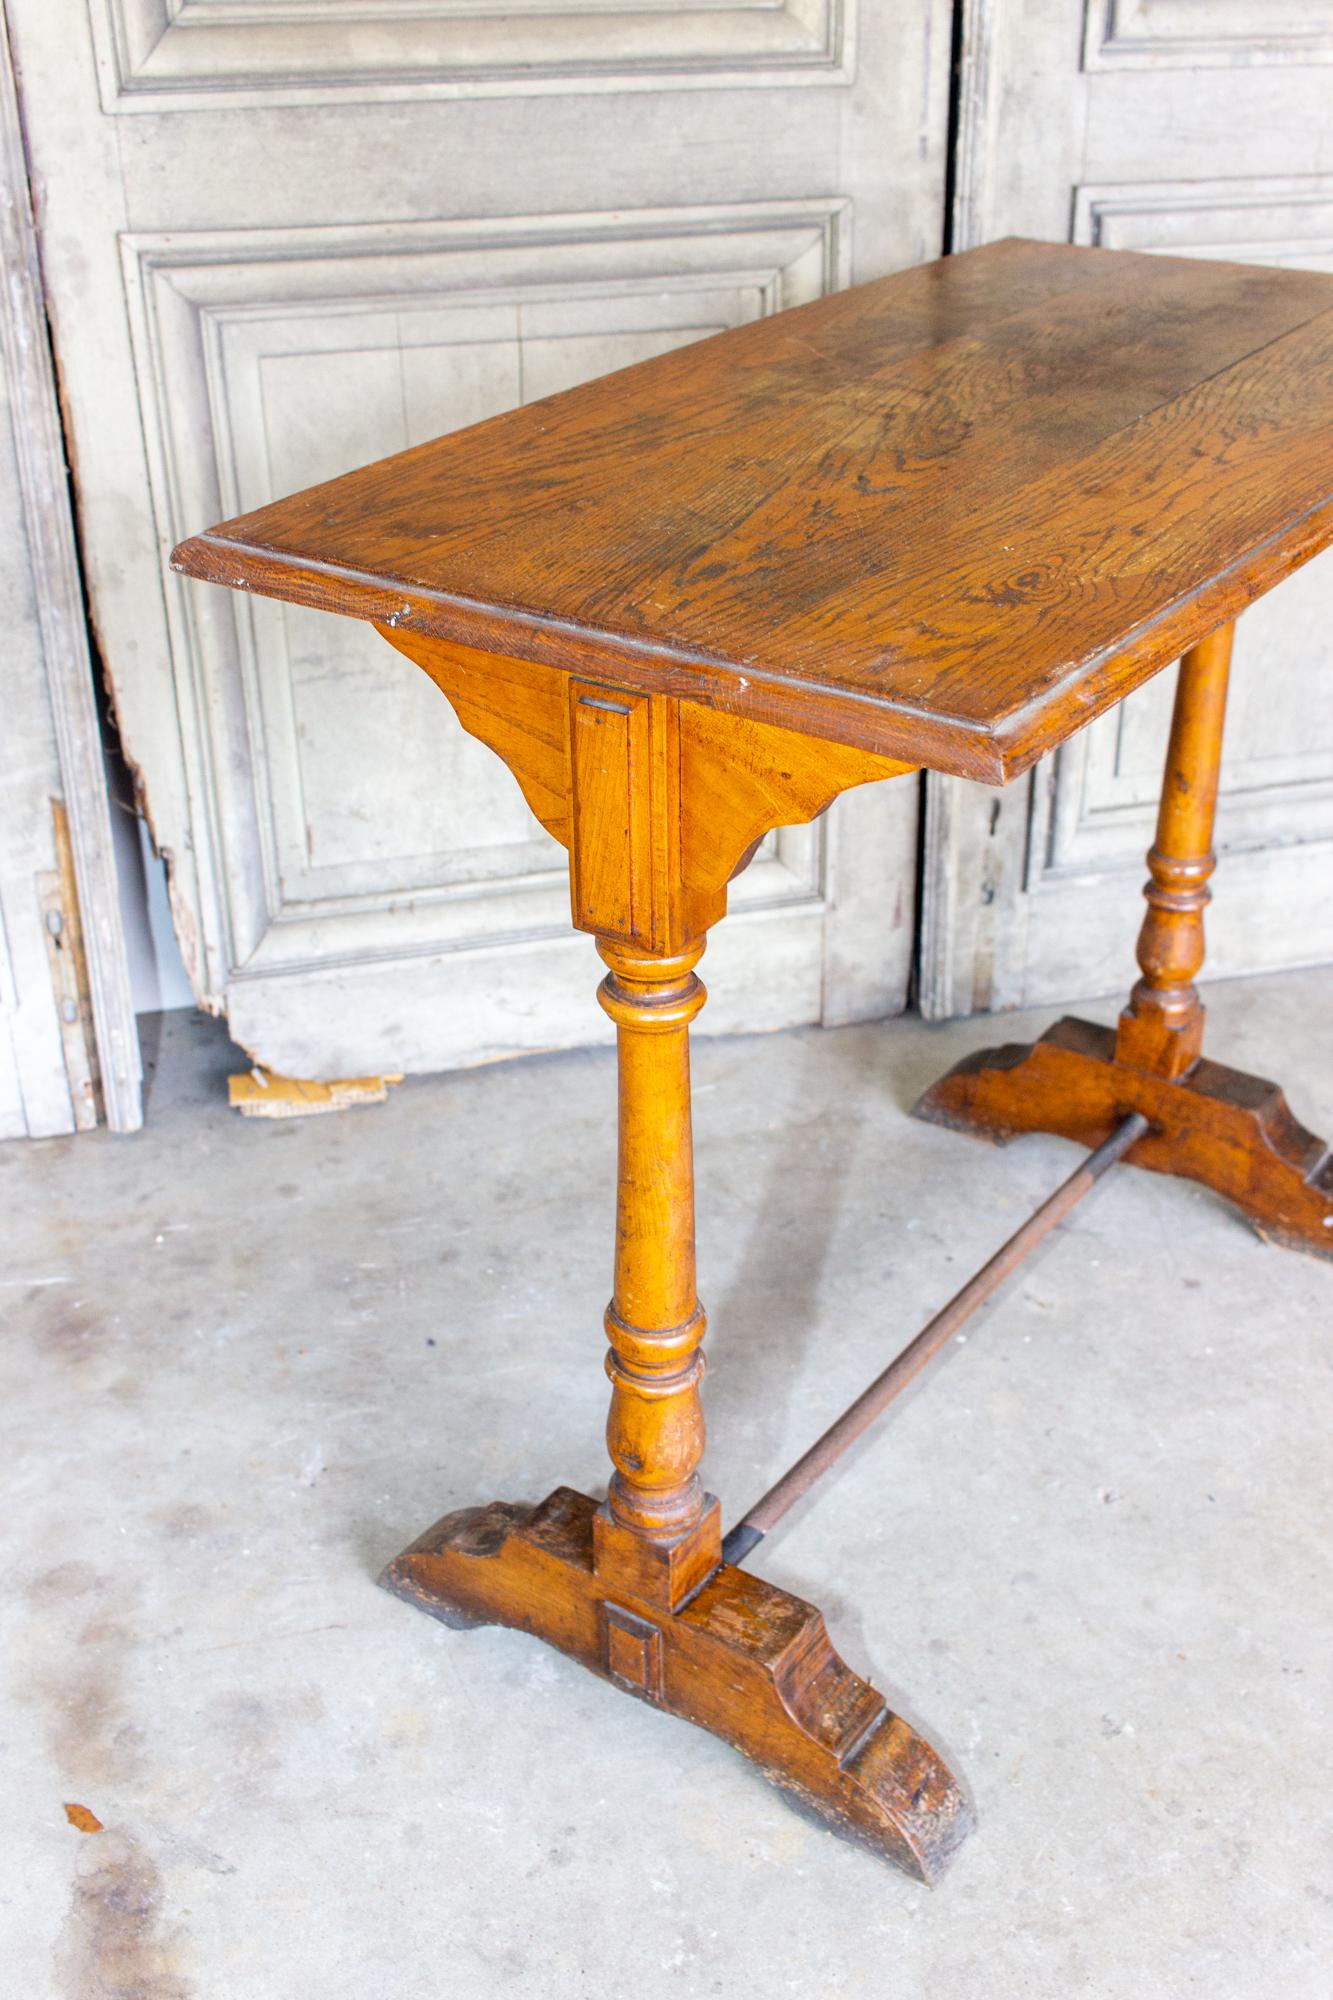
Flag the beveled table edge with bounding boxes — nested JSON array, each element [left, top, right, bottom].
[[171, 483, 1333, 785]]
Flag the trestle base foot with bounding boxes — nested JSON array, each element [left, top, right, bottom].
[[914, 1016, 1333, 1261], [379, 1486, 972, 1883]]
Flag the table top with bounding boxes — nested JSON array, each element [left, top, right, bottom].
[[172, 238, 1333, 781]]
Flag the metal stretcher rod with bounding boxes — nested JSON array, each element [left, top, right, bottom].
[[720, 1112, 1151, 1566]]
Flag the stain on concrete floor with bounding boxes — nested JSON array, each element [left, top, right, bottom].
[[58, 1830, 192, 2000]]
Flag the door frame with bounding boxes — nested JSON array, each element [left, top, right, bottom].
[[919, 0, 1037, 1019]]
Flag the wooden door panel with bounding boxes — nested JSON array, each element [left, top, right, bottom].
[[0, 17, 140, 1135], [923, 0, 1333, 1017], [1082, 0, 1333, 70], [115, 199, 905, 1068], [15, 0, 946, 1076], [91, 0, 850, 110], [0, 380, 74, 1135], [1074, 175, 1333, 265]]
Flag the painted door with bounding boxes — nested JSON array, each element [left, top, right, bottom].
[[0, 392, 82, 1140], [921, 0, 1333, 1019], [8, 0, 950, 1079], [0, 14, 139, 1137]]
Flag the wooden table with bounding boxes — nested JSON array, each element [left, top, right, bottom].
[[173, 239, 1333, 1883]]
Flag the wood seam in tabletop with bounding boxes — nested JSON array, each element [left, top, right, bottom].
[[175, 242, 1332, 608], [439, 279, 1333, 628], [972, 305, 1333, 754], [252, 241, 1148, 527], [170, 260, 1333, 782], [429, 257, 1195, 580], [183, 270, 1332, 620]]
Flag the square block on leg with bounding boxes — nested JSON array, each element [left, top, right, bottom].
[[592, 1494, 722, 1611]]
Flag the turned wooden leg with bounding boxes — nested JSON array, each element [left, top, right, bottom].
[[381, 929, 971, 1879], [1115, 622, 1232, 1080], [376, 635, 970, 1878], [591, 939, 721, 1607], [915, 622, 1333, 1260]]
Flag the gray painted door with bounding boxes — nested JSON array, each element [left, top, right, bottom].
[[0, 382, 80, 1140], [921, 0, 1333, 1019], [0, 14, 139, 1136], [9, 0, 951, 1079]]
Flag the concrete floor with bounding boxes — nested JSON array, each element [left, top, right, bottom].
[[4, 969, 1331, 1999]]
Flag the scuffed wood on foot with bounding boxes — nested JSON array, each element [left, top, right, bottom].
[[379, 1488, 972, 1883]]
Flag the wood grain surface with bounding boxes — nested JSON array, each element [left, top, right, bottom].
[[172, 237, 1333, 779]]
